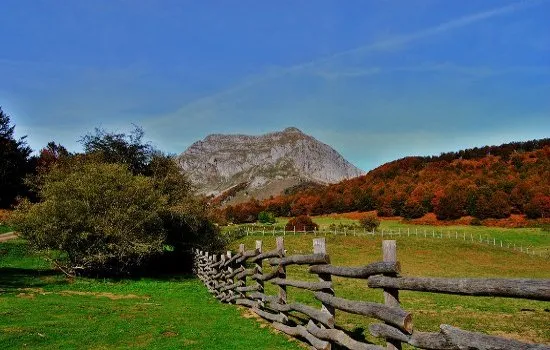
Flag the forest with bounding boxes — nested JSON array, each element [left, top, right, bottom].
[[221, 139, 550, 225]]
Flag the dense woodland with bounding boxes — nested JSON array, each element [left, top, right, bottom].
[[221, 139, 550, 224]]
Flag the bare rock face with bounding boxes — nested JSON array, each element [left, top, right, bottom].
[[177, 127, 364, 200]]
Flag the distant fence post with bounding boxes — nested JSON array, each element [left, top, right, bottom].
[[383, 240, 401, 350]]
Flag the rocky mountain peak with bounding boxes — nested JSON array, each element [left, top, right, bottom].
[[177, 128, 365, 202]]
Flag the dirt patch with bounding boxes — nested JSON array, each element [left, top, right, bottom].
[[161, 331, 178, 337], [16, 292, 36, 299], [58, 291, 148, 300]]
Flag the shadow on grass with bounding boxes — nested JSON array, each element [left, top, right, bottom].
[[0, 267, 64, 292]]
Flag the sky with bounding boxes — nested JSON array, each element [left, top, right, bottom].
[[1, 0, 549, 171]]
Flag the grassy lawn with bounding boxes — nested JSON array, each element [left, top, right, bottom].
[[231, 234, 550, 346], [227, 216, 550, 252], [0, 240, 302, 350]]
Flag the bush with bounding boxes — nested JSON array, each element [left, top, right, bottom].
[[470, 217, 482, 226], [285, 215, 318, 232], [12, 155, 224, 276], [359, 214, 380, 231], [13, 160, 165, 275], [258, 211, 276, 224]]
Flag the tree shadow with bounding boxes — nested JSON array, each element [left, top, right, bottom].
[[0, 267, 64, 292]]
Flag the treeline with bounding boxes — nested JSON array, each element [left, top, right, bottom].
[[221, 139, 550, 224]]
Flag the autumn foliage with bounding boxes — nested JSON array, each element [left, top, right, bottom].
[[220, 139, 550, 225], [285, 216, 319, 232]]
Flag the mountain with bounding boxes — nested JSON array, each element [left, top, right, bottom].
[[177, 127, 364, 202], [221, 138, 550, 225]]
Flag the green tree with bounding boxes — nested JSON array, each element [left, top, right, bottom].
[[13, 128, 224, 276], [13, 158, 167, 275], [79, 126, 154, 175], [258, 211, 276, 224], [0, 107, 32, 208]]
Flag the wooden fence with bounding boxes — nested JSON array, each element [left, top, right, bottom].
[[193, 238, 550, 350]]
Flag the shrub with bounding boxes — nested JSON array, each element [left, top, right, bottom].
[[285, 215, 318, 232], [359, 214, 380, 231], [13, 160, 166, 275], [258, 211, 276, 224], [12, 154, 224, 276], [470, 217, 482, 226]]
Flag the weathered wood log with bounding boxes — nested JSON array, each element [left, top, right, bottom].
[[250, 248, 284, 262], [272, 322, 330, 350], [314, 292, 413, 333], [271, 278, 332, 291], [220, 281, 244, 292], [268, 253, 330, 266], [235, 284, 262, 293], [235, 268, 258, 280], [307, 321, 383, 350], [367, 276, 550, 301], [235, 298, 257, 308], [309, 261, 400, 278], [223, 252, 243, 267], [248, 291, 267, 300], [236, 249, 260, 264], [210, 259, 224, 268], [252, 266, 282, 281], [369, 323, 457, 350], [252, 307, 288, 324], [289, 303, 335, 328], [227, 266, 245, 279], [264, 301, 334, 328], [439, 324, 550, 350]]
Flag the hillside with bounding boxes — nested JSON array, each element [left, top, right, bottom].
[[177, 127, 364, 202], [222, 138, 550, 224]]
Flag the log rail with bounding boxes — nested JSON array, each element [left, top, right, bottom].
[[193, 238, 550, 350]]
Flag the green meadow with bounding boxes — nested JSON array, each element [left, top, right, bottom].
[[231, 232, 550, 346], [0, 239, 302, 350]]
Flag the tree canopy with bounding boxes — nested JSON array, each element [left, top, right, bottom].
[[0, 107, 32, 208]]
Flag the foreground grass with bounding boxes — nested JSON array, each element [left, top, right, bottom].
[[0, 240, 302, 349], [0, 225, 13, 234], [232, 234, 550, 345]]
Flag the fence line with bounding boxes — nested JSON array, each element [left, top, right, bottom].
[[194, 237, 550, 350], [225, 226, 550, 259]]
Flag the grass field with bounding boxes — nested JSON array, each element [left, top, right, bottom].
[[231, 234, 550, 346], [0, 240, 302, 350], [228, 216, 550, 252]]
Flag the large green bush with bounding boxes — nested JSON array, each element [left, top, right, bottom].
[[13, 159, 167, 275]]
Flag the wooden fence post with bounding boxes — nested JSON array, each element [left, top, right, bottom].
[[383, 240, 401, 350], [255, 240, 264, 295], [238, 244, 246, 298], [313, 237, 335, 327], [276, 236, 287, 305]]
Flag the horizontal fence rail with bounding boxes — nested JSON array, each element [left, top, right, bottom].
[[193, 238, 550, 350]]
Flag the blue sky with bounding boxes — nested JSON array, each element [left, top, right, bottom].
[[1, 0, 549, 171]]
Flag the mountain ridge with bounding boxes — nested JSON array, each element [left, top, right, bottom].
[[177, 127, 364, 201]]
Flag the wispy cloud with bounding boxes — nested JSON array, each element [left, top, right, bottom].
[[161, 0, 545, 116], [311, 63, 550, 80]]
